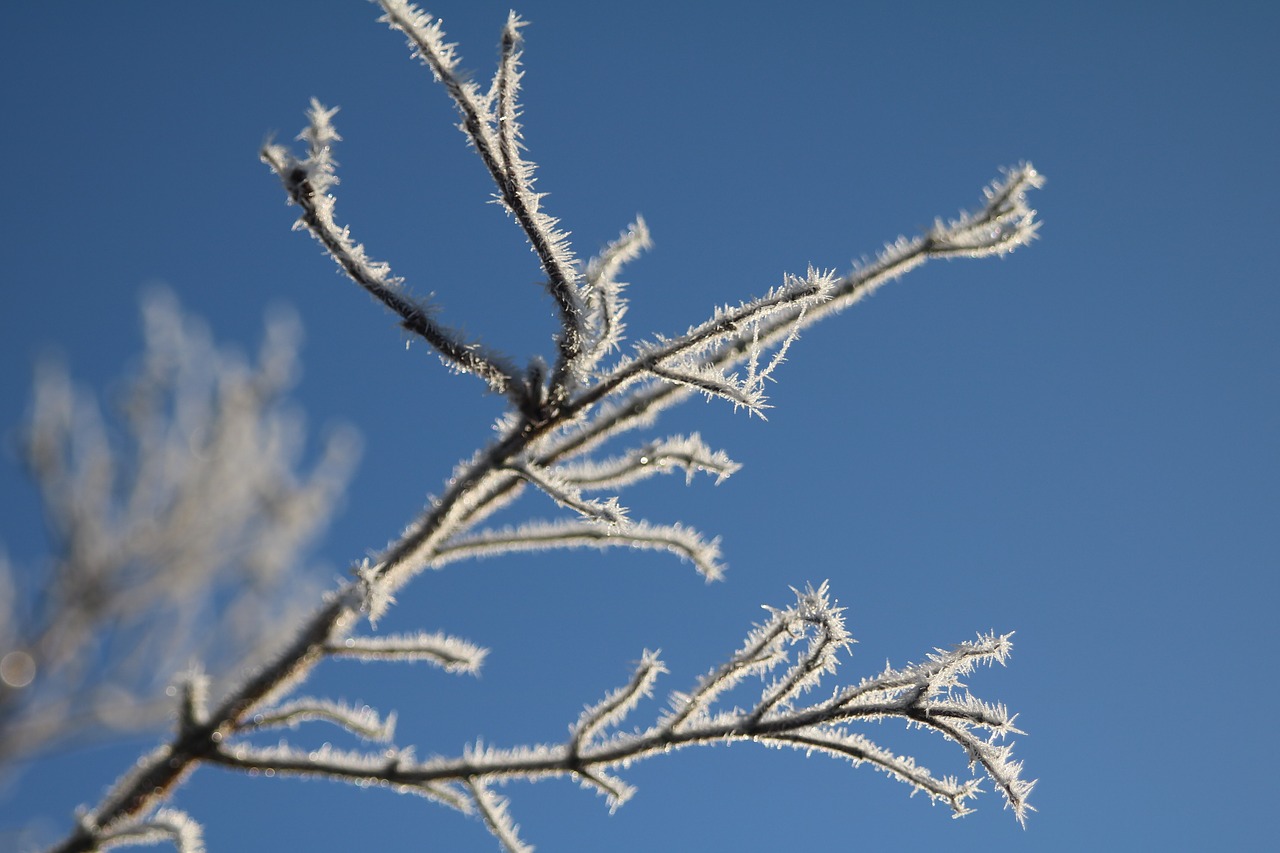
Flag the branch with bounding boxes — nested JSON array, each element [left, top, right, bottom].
[[37, 9, 1041, 851], [465, 780, 533, 853], [608, 267, 836, 416], [261, 102, 521, 400], [433, 519, 725, 581], [580, 217, 651, 376], [93, 809, 204, 853], [502, 459, 629, 526], [553, 433, 740, 489], [325, 631, 488, 673], [199, 585, 1032, 853], [377, 1, 585, 401], [571, 650, 666, 757], [543, 164, 1043, 462], [236, 698, 397, 742]]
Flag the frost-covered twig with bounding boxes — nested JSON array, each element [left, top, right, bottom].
[[261, 103, 522, 403], [501, 459, 629, 526], [465, 780, 533, 853], [376, 1, 584, 405], [432, 519, 726, 581], [236, 699, 396, 742], [542, 164, 1044, 459], [92, 809, 204, 853], [602, 267, 835, 416], [325, 631, 488, 672], [580, 217, 651, 377], [554, 433, 740, 489], [571, 650, 666, 758]]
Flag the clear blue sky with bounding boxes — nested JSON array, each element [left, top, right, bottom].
[[3, 1, 1278, 850]]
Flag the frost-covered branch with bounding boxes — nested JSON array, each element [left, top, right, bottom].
[[571, 650, 666, 757], [554, 433, 740, 489], [325, 631, 487, 673], [236, 699, 396, 742], [261, 103, 522, 403], [92, 809, 204, 853], [586, 267, 835, 417], [543, 164, 1044, 460], [376, 1, 584, 402], [30, 6, 1042, 852], [465, 781, 532, 853], [199, 585, 1031, 853], [580, 217, 651, 376], [501, 459, 628, 526], [432, 519, 726, 581]]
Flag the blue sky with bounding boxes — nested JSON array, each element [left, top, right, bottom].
[[3, 2, 1278, 851]]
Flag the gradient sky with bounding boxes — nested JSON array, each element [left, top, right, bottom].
[[3, 2, 1278, 851]]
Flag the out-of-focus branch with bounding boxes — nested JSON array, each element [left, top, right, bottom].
[[0, 291, 358, 766]]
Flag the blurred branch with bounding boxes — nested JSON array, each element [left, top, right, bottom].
[[0, 292, 358, 765]]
